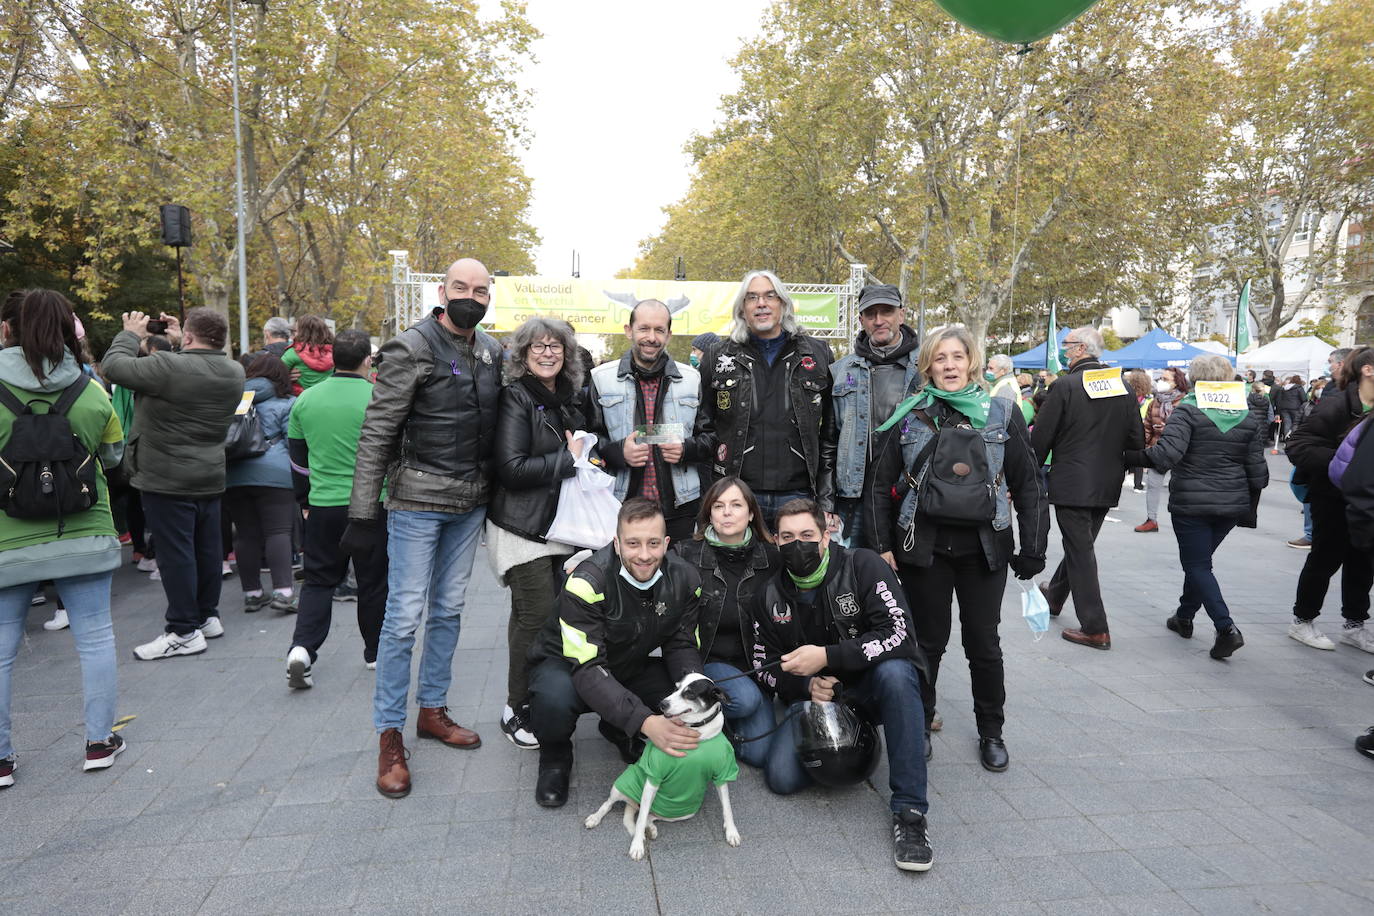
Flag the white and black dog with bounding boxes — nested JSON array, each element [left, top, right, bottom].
[[584, 673, 742, 860]]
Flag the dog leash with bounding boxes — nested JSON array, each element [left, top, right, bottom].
[[709, 656, 785, 684], [709, 657, 825, 745]]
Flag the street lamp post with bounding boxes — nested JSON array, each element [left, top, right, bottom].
[[228, 0, 250, 354]]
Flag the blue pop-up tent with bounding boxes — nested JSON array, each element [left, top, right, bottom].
[[1010, 328, 1070, 370], [1103, 327, 1224, 369]]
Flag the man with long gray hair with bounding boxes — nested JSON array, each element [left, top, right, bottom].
[[693, 270, 837, 526], [1030, 326, 1144, 650]]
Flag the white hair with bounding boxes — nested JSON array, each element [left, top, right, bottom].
[[263, 316, 291, 341], [728, 269, 800, 344], [988, 353, 1013, 375], [1070, 326, 1104, 358]]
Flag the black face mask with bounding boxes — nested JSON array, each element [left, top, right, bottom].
[[445, 297, 487, 330], [779, 539, 823, 579]]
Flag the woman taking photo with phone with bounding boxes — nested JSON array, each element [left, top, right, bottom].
[[0, 289, 127, 788]]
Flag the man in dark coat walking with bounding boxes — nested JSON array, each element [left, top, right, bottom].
[[1030, 326, 1145, 649]]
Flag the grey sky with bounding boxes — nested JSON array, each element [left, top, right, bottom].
[[488, 0, 774, 277]]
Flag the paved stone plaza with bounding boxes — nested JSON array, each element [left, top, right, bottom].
[[3, 452, 1372, 914]]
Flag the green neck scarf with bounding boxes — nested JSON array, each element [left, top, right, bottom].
[[877, 382, 991, 433], [704, 526, 753, 549], [1180, 392, 1247, 433], [787, 545, 831, 590]]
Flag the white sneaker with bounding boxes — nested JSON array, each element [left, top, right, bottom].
[[149, 569, 161, 581], [287, 646, 313, 689], [136, 557, 158, 573], [1340, 626, 1374, 654], [43, 609, 69, 631], [132, 630, 207, 660], [365, 660, 377, 671], [1289, 620, 1336, 651], [222, 561, 234, 578], [200, 617, 224, 639]]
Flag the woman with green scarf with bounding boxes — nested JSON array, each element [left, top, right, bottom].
[[1124, 354, 1268, 661], [868, 325, 1048, 774], [672, 476, 780, 765]]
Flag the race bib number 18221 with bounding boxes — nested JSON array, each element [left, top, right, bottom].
[[1081, 368, 1128, 399]]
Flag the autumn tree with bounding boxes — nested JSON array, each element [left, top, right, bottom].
[[630, 0, 1233, 343], [2, 0, 538, 344], [1196, 0, 1374, 344]]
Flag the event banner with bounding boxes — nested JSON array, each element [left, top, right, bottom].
[[484, 276, 839, 335]]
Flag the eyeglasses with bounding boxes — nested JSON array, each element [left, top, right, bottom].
[[744, 291, 780, 304], [530, 342, 564, 355]]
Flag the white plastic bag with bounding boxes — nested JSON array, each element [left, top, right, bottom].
[[1020, 580, 1049, 641], [544, 431, 621, 550]]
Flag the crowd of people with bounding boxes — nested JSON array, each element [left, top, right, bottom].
[[2, 264, 1373, 875]]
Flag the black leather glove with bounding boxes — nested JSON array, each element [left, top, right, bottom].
[[1009, 554, 1046, 580], [340, 517, 382, 558]]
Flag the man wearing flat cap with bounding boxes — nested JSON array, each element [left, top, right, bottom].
[[828, 284, 920, 548]]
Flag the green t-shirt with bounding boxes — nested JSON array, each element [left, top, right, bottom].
[[287, 374, 373, 507], [612, 731, 739, 819], [0, 377, 123, 550]]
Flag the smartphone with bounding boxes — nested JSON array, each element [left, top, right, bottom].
[[146, 319, 168, 335]]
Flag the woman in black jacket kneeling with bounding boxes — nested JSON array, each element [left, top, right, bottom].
[[487, 318, 592, 749], [672, 476, 780, 764], [868, 324, 1049, 773], [1126, 354, 1268, 660]]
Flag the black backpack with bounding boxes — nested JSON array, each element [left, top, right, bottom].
[[909, 409, 998, 525], [0, 379, 100, 533]]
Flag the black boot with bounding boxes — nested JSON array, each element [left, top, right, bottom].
[[1166, 615, 1193, 639], [1210, 626, 1244, 660]]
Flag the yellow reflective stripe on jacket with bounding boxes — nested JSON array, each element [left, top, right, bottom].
[[560, 619, 597, 664], [565, 574, 604, 605], [991, 375, 1023, 405]]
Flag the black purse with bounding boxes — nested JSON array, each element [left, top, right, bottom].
[[224, 404, 269, 460]]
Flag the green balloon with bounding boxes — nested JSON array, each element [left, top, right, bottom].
[[931, 0, 1101, 44]]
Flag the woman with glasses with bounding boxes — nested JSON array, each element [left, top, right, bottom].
[[487, 318, 592, 749]]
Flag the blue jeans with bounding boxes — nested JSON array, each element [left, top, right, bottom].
[[1171, 514, 1236, 631], [1303, 503, 1313, 540], [0, 571, 117, 758], [753, 489, 811, 531], [835, 497, 866, 549], [373, 507, 486, 732], [762, 658, 929, 814], [703, 661, 776, 768]]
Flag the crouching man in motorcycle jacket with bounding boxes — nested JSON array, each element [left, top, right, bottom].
[[749, 497, 934, 872], [525, 497, 703, 808]]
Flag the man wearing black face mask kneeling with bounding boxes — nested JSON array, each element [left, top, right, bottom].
[[750, 498, 934, 872]]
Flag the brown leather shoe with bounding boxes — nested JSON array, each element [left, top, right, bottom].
[[1038, 583, 1063, 618], [416, 706, 482, 748], [1062, 628, 1111, 650], [376, 728, 411, 799]]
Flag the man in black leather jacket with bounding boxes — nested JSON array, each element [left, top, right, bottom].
[[693, 270, 837, 527], [525, 498, 704, 807], [749, 498, 934, 871], [346, 257, 505, 800]]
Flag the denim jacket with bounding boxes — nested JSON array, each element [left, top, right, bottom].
[[590, 355, 702, 506], [895, 396, 1014, 535], [830, 348, 920, 499]]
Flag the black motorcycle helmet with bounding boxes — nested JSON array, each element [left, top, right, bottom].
[[795, 699, 881, 787]]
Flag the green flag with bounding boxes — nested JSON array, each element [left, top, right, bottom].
[[1046, 302, 1062, 372], [1235, 280, 1252, 353]]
